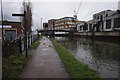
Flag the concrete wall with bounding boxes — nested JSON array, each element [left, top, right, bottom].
[[74, 31, 120, 37]]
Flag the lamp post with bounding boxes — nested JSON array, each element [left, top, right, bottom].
[[12, 11, 28, 58], [41, 18, 42, 29]]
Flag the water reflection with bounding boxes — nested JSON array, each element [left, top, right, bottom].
[[54, 37, 120, 78]]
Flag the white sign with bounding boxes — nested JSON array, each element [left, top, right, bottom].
[[0, 25, 11, 28]]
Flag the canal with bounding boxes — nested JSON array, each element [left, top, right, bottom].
[[54, 37, 120, 78]]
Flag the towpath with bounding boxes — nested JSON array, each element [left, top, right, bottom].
[[21, 36, 70, 78]]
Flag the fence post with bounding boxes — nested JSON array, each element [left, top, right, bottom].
[[19, 36, 22, 54], [28, 35, 30, 47], [31, 35, 32, 45], [37, 31, 39, 39]]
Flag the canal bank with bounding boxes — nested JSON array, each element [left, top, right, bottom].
[[74, 31, 120, 44], [52, 40, 100, 79], [53, 36, 120, 78]]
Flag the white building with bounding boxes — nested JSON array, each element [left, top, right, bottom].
[[93, 10, 116, 31], [86, 19, 96, 32], [93, 9, 120, 31], [77, 21, 86, 32], [77, 9, 120, 32]]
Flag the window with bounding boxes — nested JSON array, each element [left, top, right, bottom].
[[97, 15, 99, 20], [80, 26, 82, 31], [114, 18, 120, 28], [89, 24, 92, 31], [83, 24, 88, 30], [106, 20, 111, 29], [5, 30, 16, 41], [106, 14, 108, 17]]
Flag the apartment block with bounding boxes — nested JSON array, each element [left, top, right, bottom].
[[53, 17, 77, 30], [48, 19, 57, 30]]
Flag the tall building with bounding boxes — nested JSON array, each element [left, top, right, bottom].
[[54, 17, 76, 30], [48, 19, 57, 30]]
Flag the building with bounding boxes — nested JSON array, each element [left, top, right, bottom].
[[93, 10, 116, 31], [48, 19, 57, 30], [77, 9, 120, 33], [86, 20, 95, 32], [0, 25, 17, 41], [53, 17, 77, 30], [77, 21, 86, 32], [43, 22, 48, 30], [0, 25, 11, 40], [0, 21, 22, 41], [103, 10, 120, 31]]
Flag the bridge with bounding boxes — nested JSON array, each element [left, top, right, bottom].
[[38, 29, 76, 32], [38, 29, 76, 36]]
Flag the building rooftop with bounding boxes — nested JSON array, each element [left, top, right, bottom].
[[93, 9, 116, 15]]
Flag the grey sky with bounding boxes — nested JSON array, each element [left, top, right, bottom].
[[0, 0, 120, 30]]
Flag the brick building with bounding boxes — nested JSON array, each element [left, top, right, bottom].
[[0, 21, 22, 40]]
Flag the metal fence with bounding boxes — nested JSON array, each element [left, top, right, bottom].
[[20, 34, 38, 52], [3, 33, 39, 57]]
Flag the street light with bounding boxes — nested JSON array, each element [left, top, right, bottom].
[[41, 18, 42, 29], [12, 11, 28, 58]]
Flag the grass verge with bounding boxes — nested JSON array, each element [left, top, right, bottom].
[[52, 40, 101, 79], [2, 54, 27, 79], [29, 41, 40, 49], [2, 38, 40, 79]]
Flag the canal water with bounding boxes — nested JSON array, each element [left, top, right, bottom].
[[54, 37, 120, 78]]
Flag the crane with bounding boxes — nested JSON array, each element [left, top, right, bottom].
[[73, 0, 83, 20]]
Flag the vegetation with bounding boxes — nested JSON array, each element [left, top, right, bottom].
[[2, 38, 40, 79], [21, 0, 32, 33], [2, 40, 19, 58], [29, 40, 40, 49], [52, 40, 100, 79], [2, 54, 27, 79]]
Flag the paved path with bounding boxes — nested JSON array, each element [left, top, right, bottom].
[[21, 37, 70, 78]]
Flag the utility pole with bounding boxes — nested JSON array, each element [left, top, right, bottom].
[[41, 18, 42, 29], [1, 0, 4, 41]]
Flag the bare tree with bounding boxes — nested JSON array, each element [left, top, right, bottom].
[[21, 0, 32, 34]]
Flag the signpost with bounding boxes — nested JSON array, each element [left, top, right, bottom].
[[12, 11, 28, 58]]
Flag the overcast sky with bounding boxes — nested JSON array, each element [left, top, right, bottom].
[[0, 0, 120, 30]]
